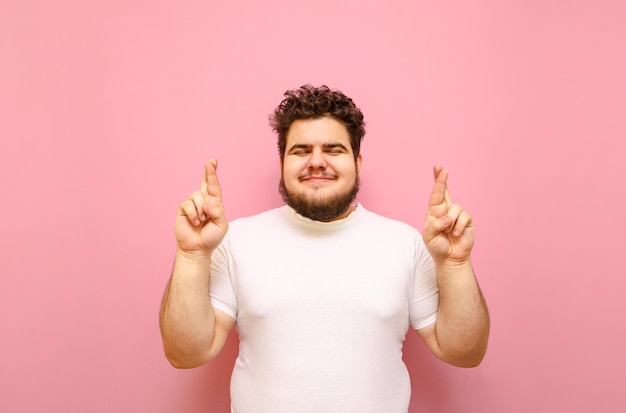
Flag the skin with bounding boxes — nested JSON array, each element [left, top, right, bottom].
[[159, 118, 489, 369], [281, 117, 362, 221], [417, 165, 490, 367], [159, 159, 234, 368]]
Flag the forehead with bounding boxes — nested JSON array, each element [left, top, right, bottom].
[[286, 117, 352, 148]]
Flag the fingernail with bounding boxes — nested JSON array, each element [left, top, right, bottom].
[[441, 217, 448, 225]]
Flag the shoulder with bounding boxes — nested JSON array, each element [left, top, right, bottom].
[[359, 207, 419, 237], [227, 207, 289, 236]]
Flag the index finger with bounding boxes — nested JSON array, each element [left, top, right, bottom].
[[200, 158, 222, 198], [429, 164, 450, 207]]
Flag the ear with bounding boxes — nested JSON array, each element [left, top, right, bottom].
[[356, 153, 363, 175]]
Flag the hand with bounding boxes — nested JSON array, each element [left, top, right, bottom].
[[422, 165, 474, 266], [175, 159, 228, 255]]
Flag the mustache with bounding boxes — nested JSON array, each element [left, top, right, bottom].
[[298, 173, 338, 180]]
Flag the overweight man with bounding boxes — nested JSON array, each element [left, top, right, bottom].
[[159, 84, 490, 413]]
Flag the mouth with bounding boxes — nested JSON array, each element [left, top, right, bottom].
[[299, 174, 337, 183]]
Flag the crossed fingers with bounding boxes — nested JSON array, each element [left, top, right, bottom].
[[428, 164, 473, 238], [179, 159, 223, 226]]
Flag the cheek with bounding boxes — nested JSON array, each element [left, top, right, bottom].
[[282, 160, 303, 180], [336, 161, 357, 177], [293, 157, 307, 167]]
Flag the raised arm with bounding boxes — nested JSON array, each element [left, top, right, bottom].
[[159, 159, 235, 368], [417, 165, 490, 367]]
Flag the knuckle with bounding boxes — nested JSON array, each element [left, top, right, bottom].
[[183, 206, 196, 218], [192, 193, 206, 206]]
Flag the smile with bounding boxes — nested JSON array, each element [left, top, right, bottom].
[[299, 174, 337, 182]]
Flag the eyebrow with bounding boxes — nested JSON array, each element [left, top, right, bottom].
[[287, 143, 349, 152]]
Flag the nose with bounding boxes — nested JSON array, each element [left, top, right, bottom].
[[307, 148, 327, 170]]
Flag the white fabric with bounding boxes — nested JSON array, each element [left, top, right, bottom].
[[210, 204, 439, 413]]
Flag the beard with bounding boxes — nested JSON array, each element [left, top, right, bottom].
[[279, 174, 360, 222]]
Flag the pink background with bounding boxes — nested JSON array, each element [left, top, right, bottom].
[[2, 1, 625, 412]]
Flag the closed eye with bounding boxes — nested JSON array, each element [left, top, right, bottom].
[[287, 143, 349, 156], [323, 144, 349, 154], [288, 144, 312, 156]]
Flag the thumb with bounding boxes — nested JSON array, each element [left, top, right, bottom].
[[422, 215, 451, 243], [204, 196, 228, 231]]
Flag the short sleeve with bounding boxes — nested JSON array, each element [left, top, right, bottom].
[[410, 235, 439, 330], [209, 233, 238, 320]]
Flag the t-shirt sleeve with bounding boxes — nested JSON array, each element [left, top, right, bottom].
[[410, 235, 439, 330], [209, 233, 238, 320]]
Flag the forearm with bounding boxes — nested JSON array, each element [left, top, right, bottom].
[[433, 260, 490, 367], [159, 249, 217, 368]]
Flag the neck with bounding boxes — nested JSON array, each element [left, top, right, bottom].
[[320, 203, 357, 222]]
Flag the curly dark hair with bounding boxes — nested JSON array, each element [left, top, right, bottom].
[[269, 84, 366, 160]]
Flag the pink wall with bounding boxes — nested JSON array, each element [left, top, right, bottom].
[[2, 1, 625, 412]]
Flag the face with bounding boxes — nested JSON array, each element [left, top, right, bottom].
[[279, 117, 362, 221]]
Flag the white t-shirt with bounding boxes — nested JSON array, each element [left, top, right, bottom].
[[210, 204, 439, 413]]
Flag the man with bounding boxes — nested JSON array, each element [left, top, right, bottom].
[[159, 85, 489, 412]]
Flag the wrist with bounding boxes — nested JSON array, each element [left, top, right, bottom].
[[435, 258, 473, 275], [175, 248, 213, 264]]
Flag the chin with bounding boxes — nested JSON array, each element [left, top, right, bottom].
[[279, 176, 360, 221]]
